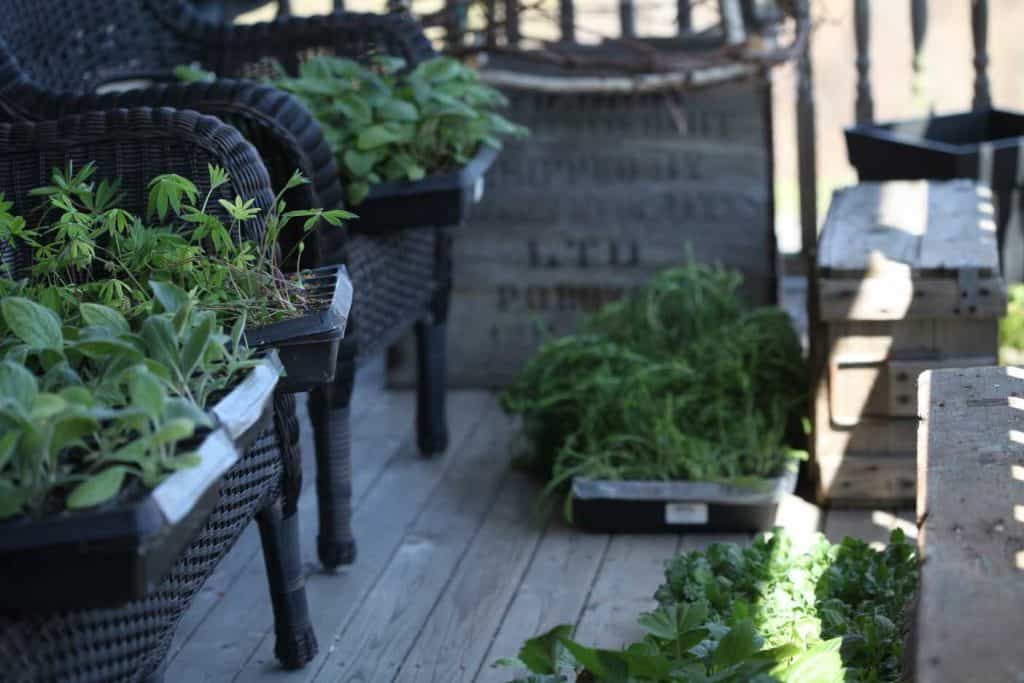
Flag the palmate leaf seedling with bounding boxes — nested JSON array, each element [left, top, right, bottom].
[[177, 56, 528, 205], [0, 283, 255, 519], [499, 529, 917, 682], [0, 162, 354, 329]]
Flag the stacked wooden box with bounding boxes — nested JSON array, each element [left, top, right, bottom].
[[813, 179, 1006, 505]]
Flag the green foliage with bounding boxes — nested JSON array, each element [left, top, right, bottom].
[[0, 162, 352, 329], [498, 530, 917, 683], [498, 605, 844, 683], [178, 56, 528, 205], [655, 529, 918, 683], [0, 284, 255, 519], [501, 258, 807, 513], [1000, 283, 1024, 363]]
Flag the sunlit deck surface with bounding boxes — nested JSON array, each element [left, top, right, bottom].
[[167, 356, 913, 683]]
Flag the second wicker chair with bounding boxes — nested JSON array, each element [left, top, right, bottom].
[[0, 0, 457, 569]]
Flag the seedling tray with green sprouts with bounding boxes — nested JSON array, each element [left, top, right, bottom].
[[244, 265, 353, 392], [350, 144, 499, 232], [0, 353, 280, 611], [502, 258, 808, 533]]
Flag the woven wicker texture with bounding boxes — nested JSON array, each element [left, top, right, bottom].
[[0, 112, 310, 681], [346, 229, 437, 357], [0, 422, 288, 683]]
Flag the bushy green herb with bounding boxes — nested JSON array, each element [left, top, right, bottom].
[[498, 530, 917, 683], [1000, 283, 1024, 364], [177, 56, 527, 205], [501, 259, 807, 512], [0, 162, 352, 328], [655, 529, 918, 682], [0, 283, 255, 518]]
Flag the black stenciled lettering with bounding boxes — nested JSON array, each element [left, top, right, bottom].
[[496, 284, 520, 312]]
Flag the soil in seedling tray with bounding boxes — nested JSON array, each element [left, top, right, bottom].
[[245, 265, 352, 393]]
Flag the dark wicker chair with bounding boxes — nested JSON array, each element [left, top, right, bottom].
[[0, 0, 453, 570], [0, 109, 316, 682]]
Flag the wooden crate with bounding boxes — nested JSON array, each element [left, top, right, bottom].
[[812, 180, 1006, 505], [914, 366, 1024, 682], [388, 69, 777, 389]]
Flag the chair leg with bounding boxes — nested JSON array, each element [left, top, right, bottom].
[[309, 347, 357, 570], [256, 500, 318, 669], [416, 227, 452, 457], [415, 318, 449, 456], [141, 663, 166, 683]]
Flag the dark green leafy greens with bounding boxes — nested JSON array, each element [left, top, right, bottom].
[[177, 56, 527, 204], [1000, 283, 1024, 364], [501, 259, 807, 513], [498, 529, 917, 683]]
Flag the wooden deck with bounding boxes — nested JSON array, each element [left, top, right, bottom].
[[166, 357, 915, 683]]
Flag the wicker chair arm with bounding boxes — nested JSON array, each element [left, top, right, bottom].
[[0, 107, 277, 275]]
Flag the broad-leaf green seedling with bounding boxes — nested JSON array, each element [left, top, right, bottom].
[[177, 56, 527, 204], [0, 284, 255, 519]]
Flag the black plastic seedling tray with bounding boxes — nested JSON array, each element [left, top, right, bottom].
[[570, 469, 798, 533], [244, 265, 353, 393], [0, 354, 282, 611], [349, 144, 499, 232]]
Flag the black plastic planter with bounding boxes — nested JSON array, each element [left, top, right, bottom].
[[244, 265, 353, 393], [846, 108, 1024, 281], [0, 354, 282, 611], [348, 144, 499, 233], [570, 469, 797, 533]]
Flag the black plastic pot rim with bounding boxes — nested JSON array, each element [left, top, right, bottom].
[[845, 107, 1024, 154], [243, 265, 353, 348], [362, 143, 499, 201], [571, 468, 797, 505], [0, 352, 282, 550]]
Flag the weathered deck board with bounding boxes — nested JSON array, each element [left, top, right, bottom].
[[167, 366, 388, 665], [309, 402, 519, 683], [168, 362, 894, 682], [572, 534, 681, 650], [229, 392, 492, 683], [475, 521, 610, 683], [392, 470, 544, 683]]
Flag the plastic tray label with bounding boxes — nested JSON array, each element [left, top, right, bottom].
[[664, 502, 709, 525]]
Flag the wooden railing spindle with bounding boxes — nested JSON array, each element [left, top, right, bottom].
[[719, 0, 746, 46], [505, 0, 520, 46], [445, 0, 467, 49], [560, 0, 575, 42], [619, 0, 636, 38], [678, 0, 692, 35], [798, 0, 818, 261], [854, 0, 873, 124], [911, 0, 928, 105], [972, 0, 991, 110]]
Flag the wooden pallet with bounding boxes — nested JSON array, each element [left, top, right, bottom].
[[812, 180, 1004, 505]]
